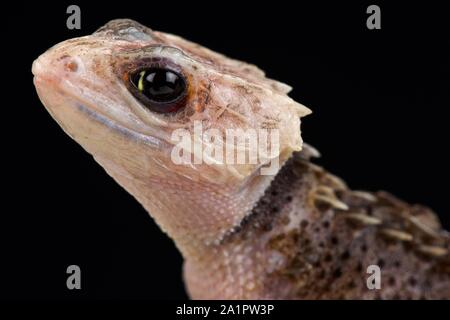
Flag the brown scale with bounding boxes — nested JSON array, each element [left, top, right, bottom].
[[223, 146, 450, 299]]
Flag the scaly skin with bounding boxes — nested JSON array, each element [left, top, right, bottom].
[[32, 19, 450, 299], [187, 148, 450, 299]]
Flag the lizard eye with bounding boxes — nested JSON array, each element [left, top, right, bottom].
[[129, 67, 187, 113]]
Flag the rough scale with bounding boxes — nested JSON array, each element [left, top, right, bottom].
[[32, 19, 450, 299]]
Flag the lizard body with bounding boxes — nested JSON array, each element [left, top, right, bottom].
[[32, 19, 450, 299], [189, 149, 450, 299]]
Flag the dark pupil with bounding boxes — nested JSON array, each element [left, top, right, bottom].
[[131, 68, 185, 103]]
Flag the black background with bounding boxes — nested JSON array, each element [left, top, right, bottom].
[[3, 1, 449, 302]]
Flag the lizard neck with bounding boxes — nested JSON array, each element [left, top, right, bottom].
[[143, 174, 277, 258], [183, 152, 314, 299], [97, 154, 278, 258]]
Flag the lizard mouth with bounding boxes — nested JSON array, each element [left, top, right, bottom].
[[76, 103, 167, 148], [32, 51, 176, 148], [33, 62, 170, 154]]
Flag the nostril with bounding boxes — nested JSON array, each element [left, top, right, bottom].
[[57, 54, 78, 72], [64, 60, 78, 72]]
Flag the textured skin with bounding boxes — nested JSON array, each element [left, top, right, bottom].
[[32, 19, 450, 299], [32, 19, 310, 256], [185, 149, 450, 299]]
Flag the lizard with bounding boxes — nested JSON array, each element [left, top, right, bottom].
[[32, 19, 450, 299]]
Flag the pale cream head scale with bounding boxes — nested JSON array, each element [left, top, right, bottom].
[[32, 19, 311, 255]]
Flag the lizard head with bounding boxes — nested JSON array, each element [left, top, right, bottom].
[[32, 19, 311, 251]]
